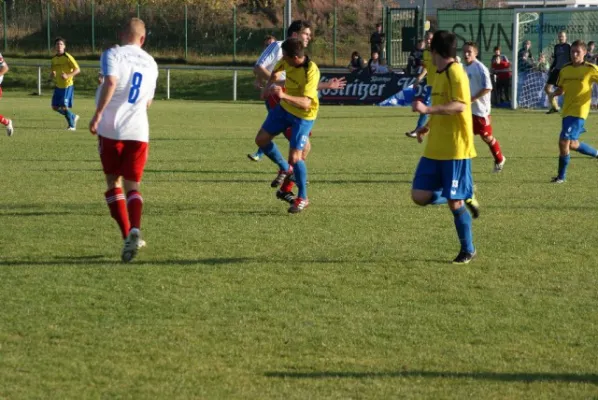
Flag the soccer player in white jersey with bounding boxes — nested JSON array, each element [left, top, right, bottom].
[[89, 18, 159, 263], [0, 53, 14, 136], [463, 42, 506, 172]]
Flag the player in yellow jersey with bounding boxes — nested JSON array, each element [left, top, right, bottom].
[[255, 38, 320, 213], [406, 30, 435, 138], [411, 30, 480, 264], [50, 37, 80, 130], [549, 40, 598, 183]]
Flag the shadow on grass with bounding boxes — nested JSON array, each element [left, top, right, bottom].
[[0, 257, 254, 266], [264, 370, 598, 384]]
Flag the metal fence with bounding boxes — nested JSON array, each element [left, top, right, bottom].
[[0, 0, 395, 67]]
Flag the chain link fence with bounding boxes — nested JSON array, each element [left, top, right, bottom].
[[0, 0, 391, 66]]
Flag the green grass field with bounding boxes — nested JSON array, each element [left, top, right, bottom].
[[1, 92, 597, 399]]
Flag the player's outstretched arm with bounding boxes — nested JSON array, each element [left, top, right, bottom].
[[317, 77, 346, 90]]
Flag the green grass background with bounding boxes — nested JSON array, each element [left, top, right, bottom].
[[0, 92, 597, 399]]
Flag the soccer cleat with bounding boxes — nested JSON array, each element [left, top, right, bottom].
[[137, 239, 147, 249], [67, 127, 76, 131], [271, 168, 292, 188], [121, 228, 141, 263], [247, 152, 261, 162], [276, 190, 296, 204], [546, 107, 559, 115], [452, 250, 477, 265], [6, 119, 13, 137], [465, 195, 480, 219], [493, 157, 506, 173], [551, 176, 565, 184], [288, 197, 309, 214], [405, 130, 417, 138]]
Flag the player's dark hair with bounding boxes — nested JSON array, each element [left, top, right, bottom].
[[282, 38, 310, 77], [282, 37, 305, 58], [430, 30, 457, 59], [287, 20, 311, 38], [463, 41, 478, 51], [264, 34, 276, 42], [571, 40, 587, 50], [589, 41, 596, 47], [351, 51, 360, 57], [494, 46, 501, 52], [54, 36, 66, 45]]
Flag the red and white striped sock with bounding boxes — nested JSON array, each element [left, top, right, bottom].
[[0, 115, 9, 126], [105, 188, 130, 239], [127, 190, 144, 230]]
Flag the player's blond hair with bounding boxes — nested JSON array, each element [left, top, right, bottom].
[[123, 18, 146, 39]]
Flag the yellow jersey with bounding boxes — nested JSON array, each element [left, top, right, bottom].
[[424, 62, 477, 161], [274, 57, 320, 120], [556, 62, 598, 120], [51, 52, 79, 88], [423, 49, 437, 87]]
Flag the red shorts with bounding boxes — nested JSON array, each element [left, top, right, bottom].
[[98, 136, 149, 182], [472, 115, 493, 137]]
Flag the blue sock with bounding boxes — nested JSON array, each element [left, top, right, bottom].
[[416, 113, 429, 130], [430, 190, 448, 205], [65, 109, 75, 127], [254, 148, 264, 157], [575, 142, 598, 157], [260, 142, 289, 171], [452, 205, 475, 254], [293, 160, 308, 199], [55, 108, 67, 116], [558, 154, 570, 180]]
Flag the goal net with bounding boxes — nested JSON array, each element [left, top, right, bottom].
[[512, 8, 598, 109]]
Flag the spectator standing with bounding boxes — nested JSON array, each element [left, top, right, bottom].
[[518, 40, 534, 73], [370, 23, 385, 58], [491, 46, 511, 105], [407, 39, 425, 75]]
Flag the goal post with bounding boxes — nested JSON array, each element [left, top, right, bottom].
[[512, 7, 598, 110]]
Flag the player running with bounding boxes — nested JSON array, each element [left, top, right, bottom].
[[50, 37, 80, 130], [411, 30, 480, 264], [0, 53, 14, 136], [548, 40, 598, 183], [256, 38, 320, 213], [462, 41, 506, 172], [89, 18, 159, 262]]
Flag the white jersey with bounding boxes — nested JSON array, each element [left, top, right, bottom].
[[464, 59, 492, 117], [255, 40, 285, 80], [96, 44, 158, 142], [0, 53, 5, 85]]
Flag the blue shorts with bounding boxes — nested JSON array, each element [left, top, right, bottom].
[[560, 116, 586, 141], [412, 157, 474, 200], [52, 86, 74, 108], [261, 104, 314, 151]]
